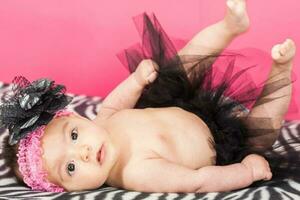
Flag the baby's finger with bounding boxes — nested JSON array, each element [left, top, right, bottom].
[[148, 72, 158, 83], [151, 61, 160, 71], [263, 172, 272, 180]]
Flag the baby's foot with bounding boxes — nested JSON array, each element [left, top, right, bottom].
[[224, 0, 250, 35], [271, 39, 296, 67]]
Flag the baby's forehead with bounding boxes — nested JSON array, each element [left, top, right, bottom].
[[43, 114, 88, 135], [43, 116, 72, 137], [50, 114, 81, 126]]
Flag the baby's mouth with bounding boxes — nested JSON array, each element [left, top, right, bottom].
[[97, 144, 105, 165]]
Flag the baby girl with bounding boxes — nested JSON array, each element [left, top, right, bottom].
[[0, 0, 296, 193]]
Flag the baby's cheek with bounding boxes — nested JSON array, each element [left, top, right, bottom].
[[77, 164, 106, 190], [65, 170, 104, 191]]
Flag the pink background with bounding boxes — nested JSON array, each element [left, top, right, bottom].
[[0, 0, 299, 119]]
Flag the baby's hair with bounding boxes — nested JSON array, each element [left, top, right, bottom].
[[1, 135, 26, 185]]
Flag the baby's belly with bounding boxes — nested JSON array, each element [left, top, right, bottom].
[[106, 107, 216, 170], [149, 107, 216, 169]]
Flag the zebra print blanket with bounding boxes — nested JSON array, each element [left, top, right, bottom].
[[0, 82, 299, 200]]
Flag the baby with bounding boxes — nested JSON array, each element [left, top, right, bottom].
[[1, 0, 296, 193]]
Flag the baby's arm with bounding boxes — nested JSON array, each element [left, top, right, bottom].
[[97, 59, 158, 119], [124, 154, 271, 193], [196, 154, 272, 193]]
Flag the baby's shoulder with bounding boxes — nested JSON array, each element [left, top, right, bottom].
[[103, 108, 151, 122], [93, 108, 135, 124]]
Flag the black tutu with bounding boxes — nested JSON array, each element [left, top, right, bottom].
[[117, 12, 300, 181]]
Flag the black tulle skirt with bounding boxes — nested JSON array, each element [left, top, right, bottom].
[[117, 12, 300, 181]]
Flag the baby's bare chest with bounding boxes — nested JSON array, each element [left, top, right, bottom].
[[107, 107, 216, 170]]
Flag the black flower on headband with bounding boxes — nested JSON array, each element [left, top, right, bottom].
[[0, 76, 73, 145]]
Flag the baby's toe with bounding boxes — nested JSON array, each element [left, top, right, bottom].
[[271, 44, 282, 59], [283, 39, 295, 53], [280, 44, 288, 56], [226, 0, 235, 10], [280, 40, 290, 53], [272, 39, 296, 64], [227, 0, 244, 14]]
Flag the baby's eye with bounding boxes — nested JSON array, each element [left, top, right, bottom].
[[71, 128, 78, 141], [67, 161, 76, 176]]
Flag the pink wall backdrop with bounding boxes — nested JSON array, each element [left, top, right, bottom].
[[0, 0, 299, 119]]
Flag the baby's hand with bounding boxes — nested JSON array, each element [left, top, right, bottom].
[[134, 59, 159, 87], [241, 154, 272, 182]]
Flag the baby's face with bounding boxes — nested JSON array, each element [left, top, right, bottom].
[[41, 113, 116, 191]]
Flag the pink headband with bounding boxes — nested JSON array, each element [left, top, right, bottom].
[[17, 109, 73, 192]]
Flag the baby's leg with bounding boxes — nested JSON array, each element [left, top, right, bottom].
[[245, 39, 296, 149], [178, 0, 249, 72]]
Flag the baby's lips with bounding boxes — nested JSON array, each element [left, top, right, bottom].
[[97, 144, 104, 164], [96, 146, 102, 163]]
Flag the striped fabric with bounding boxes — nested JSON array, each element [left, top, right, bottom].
[[0, 82, 299, 200]]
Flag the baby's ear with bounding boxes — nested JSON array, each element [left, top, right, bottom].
[[14, 164, 24, 182]]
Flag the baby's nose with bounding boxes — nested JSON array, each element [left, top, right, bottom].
[[80, 145, 92, 162]]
